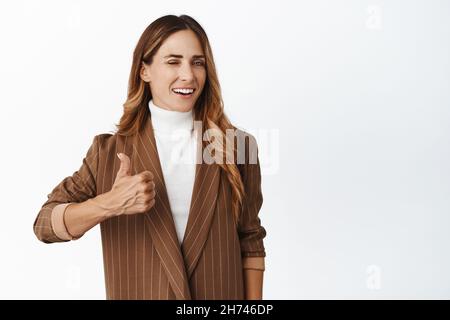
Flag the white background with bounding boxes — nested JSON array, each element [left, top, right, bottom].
[[0, 0, 449, 299]]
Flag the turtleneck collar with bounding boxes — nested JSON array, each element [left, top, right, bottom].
[[148, 99, 194, 134]]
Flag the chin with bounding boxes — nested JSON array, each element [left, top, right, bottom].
[[176, 103, 195, 113]]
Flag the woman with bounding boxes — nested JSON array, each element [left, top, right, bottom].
[[33, 14, 267, 300]]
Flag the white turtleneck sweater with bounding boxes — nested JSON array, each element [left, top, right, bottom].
[[148, 99, 197, 245]]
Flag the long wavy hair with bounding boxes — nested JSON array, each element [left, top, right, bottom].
[[114, 15, 245, 225]]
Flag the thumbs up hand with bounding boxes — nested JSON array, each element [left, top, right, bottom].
[[116, 151, 132, 178], [104, 153, 156, 217]]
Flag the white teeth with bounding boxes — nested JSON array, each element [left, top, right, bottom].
[[173, 88, 194, 94]]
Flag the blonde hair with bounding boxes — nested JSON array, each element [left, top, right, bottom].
[[115, 15, 245, 224]]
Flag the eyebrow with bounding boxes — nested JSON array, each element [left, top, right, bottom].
[[163, 54, 205, 59]]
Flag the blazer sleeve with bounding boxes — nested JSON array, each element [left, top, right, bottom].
[[33, 135, 101, 243], [237, 133, 267, 259]]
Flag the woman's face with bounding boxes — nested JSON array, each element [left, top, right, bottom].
[[140, 29, 207, 112]]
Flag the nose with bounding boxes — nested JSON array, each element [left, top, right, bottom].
[[178, 62, 195, 82]]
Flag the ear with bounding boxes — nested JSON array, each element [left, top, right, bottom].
[[140, 62, 151, 83]]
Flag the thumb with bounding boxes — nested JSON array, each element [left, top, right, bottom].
[[116, 153, 131, 178]]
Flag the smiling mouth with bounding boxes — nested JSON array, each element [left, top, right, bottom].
[[172, 88, 196, 96]]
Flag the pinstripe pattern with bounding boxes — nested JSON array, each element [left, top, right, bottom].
[[33, 114, 266, 300]]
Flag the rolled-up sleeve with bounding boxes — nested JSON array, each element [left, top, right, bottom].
[[51, 203, 83, 241], [33, 135, 101, 243], [237, 133, 267, 261]]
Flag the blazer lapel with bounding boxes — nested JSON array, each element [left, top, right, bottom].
[[132, 115, 191, 300], [181, 132, 221, 279]]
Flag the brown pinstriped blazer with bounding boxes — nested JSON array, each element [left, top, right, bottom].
[[33, 114, 266, 300]]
